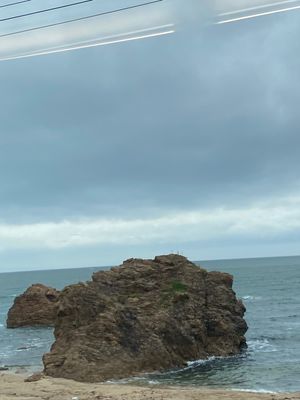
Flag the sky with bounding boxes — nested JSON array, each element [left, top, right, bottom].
[[0, 0, 300, 271]]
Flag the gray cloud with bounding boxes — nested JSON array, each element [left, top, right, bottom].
[[2, 23, 300, 211]]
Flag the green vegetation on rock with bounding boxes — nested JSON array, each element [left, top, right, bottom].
[[171, 281, 187, 293]]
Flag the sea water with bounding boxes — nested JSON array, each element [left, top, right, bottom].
[[0, 256, 299, 393]]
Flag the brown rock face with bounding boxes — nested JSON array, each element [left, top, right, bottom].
[[7, 284, 60, 328], [43, 254, 247, 382]]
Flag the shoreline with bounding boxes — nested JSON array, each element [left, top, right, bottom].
[[1, 372, 300, 400]]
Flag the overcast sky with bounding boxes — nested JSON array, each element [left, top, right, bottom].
[[0, 0, 300, 272]]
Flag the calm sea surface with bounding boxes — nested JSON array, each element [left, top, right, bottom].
[[0, 256, 299, 393]]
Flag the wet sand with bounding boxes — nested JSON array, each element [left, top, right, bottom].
[[0, 373, 300, 400]]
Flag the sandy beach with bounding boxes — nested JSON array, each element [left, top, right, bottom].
[[0, 373, 299, 400]]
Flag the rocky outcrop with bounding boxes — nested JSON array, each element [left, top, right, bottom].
[[7, 284, 60, 328], [43, 254, 247, 382]]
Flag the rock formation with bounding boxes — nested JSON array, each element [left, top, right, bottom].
[[43, 254, 247, 382], [7, 284, 60, 328]]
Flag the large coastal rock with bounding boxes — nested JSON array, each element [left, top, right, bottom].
[[43, 254, 247, 382], [7, 284, 60, 328]]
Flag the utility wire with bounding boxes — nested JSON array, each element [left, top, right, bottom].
[[217, 2, 300, 24], [0, 0, 30, 8], [218, 0, 300, 16], [0, 0, 93, 22], [0, 0, 163, 38], [0, 27, 174, 61]]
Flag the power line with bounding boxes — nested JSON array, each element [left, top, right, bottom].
[[0, 0, 93, 22], [0, 24, 174, 61], [0, 0, 30, 8], [218, 0, 300, 16], [217, 2, 300, 24], [0, 0, 163, 39]]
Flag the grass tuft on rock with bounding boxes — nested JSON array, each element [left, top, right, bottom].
[[171, 281, 187, 293]]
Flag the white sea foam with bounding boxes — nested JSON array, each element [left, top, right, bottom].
[[242, 295, 262, 301], [155, 357, 219, 376], [187, 357, 215, 366], [186, 356, 217, 368], [104, 376, 146, 385], [168, 355, 241, 375], [231, 388, 278, 394], [148, 380, 160, 385], [247, 339, 277, 353], [104, 357, 220, 384]]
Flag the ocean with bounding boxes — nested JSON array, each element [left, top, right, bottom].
[[0, 256, 299, 393]]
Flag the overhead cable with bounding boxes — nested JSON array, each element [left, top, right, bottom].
[[0, 0, 163, 38], [0, 0, 93, 22], [0, 0, 30, 8], [0, 24, 174, 61], [217, 3, 300, 24], [218, 0, 300, 16]]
